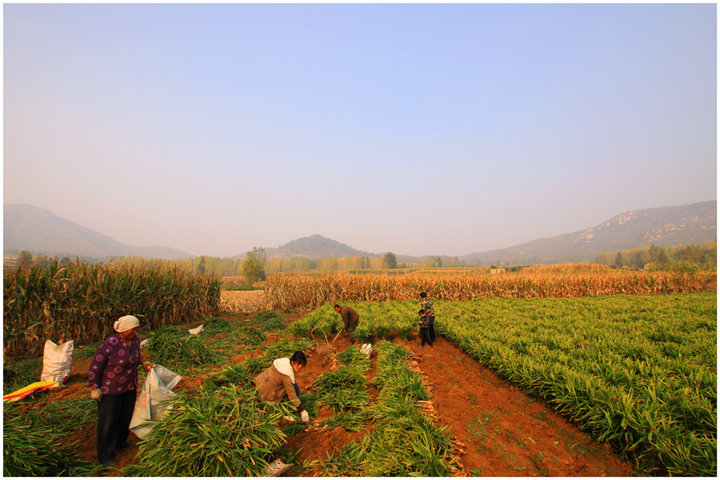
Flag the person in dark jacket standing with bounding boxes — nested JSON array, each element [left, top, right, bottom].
[[418, 309, 434, 348], [88, 315, 152, 466], [334, 304, 360, 344], [419, 292, 436, 342]]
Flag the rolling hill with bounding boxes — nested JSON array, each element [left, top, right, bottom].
[[3, 204, 193, 260], [262, 234, 372, 260]]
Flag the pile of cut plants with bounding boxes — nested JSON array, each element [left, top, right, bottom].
[[124, 333, 319, 476], [4, 398, 99, 476]]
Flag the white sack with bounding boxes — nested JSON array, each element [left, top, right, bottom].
[[264, 459, 293, 477], [40, 339, 74, 383], [360, 343, 373, 358], [129, 364, 182, 439], [188, 324, 204, 335]]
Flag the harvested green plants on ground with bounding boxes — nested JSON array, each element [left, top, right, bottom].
[[4, 399, 99, 476], [314, 364, 369, 413], [144, 327, 217, 375], [252, 311, 288, 331], [121, 385, 289, 476], [201, 316, 233, 335]]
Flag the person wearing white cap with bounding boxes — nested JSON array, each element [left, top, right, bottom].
[[88, 315, 153, 466]]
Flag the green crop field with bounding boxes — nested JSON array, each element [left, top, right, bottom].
[[294, 292, 717, 476], [4, 287, 716, 476]]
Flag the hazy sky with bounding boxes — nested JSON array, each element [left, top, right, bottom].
[[4, 3, 717, 257]]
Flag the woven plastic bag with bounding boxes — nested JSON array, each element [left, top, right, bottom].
[[40, 339, 73, 383], [129, 364, 182, 439]]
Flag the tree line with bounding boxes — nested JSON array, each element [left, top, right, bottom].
[[592, 242, 716, 272], [10, 241, 715, 282]]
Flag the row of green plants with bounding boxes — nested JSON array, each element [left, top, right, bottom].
[[3, 260, 222, 359], [437, 293, 716, 477], [296, 293, 716, 476], [320, 342, 454, 476]]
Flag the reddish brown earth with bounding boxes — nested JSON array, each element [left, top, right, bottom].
[[395, 335, 634, 476], [13, 312, 637, 477]]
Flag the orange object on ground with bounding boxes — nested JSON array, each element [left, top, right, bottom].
[[3, 381, 58, 402]]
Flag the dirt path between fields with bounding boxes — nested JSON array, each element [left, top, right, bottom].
[[395, 335, 635, 476], [282, 333, 636, 476]]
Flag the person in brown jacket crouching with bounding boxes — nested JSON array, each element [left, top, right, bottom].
[[254, 351, 310, 423]]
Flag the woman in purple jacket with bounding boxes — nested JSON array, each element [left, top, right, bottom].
[[88, 315, 152, 466]]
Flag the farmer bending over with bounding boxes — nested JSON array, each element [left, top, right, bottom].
[[254, 351, 310, 423], [334, 304, 360, 344]]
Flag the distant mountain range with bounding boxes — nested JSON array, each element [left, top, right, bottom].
[[460, 201, 716, 265], [3, 204, 192, 260], [3, 201, 716, 264]]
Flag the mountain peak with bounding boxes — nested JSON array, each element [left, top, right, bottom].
[[267, 235, 370, 260]]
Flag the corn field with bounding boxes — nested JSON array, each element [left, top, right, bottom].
[[265, 270, 714, 310], [296, 292, 717, 476], [3, 260, 221, 359]]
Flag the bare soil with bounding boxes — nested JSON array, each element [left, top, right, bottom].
[[19, 311, 635, 477]]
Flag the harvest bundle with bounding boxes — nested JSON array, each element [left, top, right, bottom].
[[122, 385, 289, 476], [314, 364, 369, 413], [144, 327, 217, 375]]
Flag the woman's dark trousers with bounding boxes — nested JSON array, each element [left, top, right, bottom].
[[97, 390, 137, 463]]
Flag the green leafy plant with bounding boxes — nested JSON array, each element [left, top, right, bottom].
[[315, 365, 369, 413], [122, 385, 287, 476], [253, 311, 287, 331], [202, 316, 232, 335], [235, 326, 266, 347], [323, 411, 370, 432], [3, 357, 41, 394], [3, 400, 99, 476], [322, 342, 453, 476], [145, 327, 216, 374], [261, 338, 313, 362]]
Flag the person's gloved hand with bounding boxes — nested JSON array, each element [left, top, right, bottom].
[[300, 410, 310, 423], [90, 388, 102, 402]]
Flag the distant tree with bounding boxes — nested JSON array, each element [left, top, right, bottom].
[[382, 252, 397, 269], [615, 252, 624, 268], [196, 256, 206, 275], [17, 250, 33, 268], [242, 247, 267, 283], [648, 245, 660, 263], [630, 250, 646, 269], [677, 245, 705, 263]]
